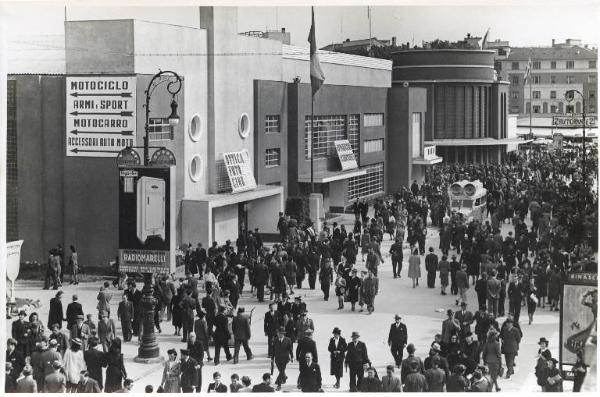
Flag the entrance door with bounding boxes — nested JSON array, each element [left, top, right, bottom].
[[238, 202, 248, 237]]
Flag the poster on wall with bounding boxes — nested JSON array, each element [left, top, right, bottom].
[[118, 166, 175, 273], [66, 75, 136, 157], [334, 140, 358, 170], [560, 272, 597, 380], [223, 149, 257, 193]]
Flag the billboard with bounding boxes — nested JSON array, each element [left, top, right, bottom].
[[223, 150, 257, 193], [334, 140, 358, 171], [118, 166, 176, 274], [560, 272, 597, 380]]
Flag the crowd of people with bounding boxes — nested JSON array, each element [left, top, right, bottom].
[[5, 143, 597, 393]]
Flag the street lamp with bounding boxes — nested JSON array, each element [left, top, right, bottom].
[[565, 89, 587, 189], [135, 70, 182, 363]]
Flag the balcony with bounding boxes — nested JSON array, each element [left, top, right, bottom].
[[413, 145, 443, 165]]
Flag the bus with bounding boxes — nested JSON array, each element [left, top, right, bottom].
[[448, 180, 488, 221]]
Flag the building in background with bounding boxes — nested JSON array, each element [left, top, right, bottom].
[[497, 39, 598, 115], [239, 27, 291, 45]]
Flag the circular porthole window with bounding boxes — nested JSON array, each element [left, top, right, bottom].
[[238, 113, 251, 139], [189, 154, 203, 182], [189, 114, 202, 142]]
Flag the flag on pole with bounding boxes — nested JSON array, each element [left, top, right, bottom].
[[308, 6, 325, 95], [523, 57, 532, 85], [481, 28, 490, 49]]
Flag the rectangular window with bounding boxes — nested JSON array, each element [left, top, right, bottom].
[[533, 105, 541, 113], [348, 114, 360, 162], [412, 112, 422, 158], [265, 148, 281, 167], [551, 61, 556, 69], [363, 139, 384, 153], [533, 91, 541, 99], [532, 75, 541, 84], [363, 113, 384, 127], [304, 115, 347, 160], [566, 61, 575, 69], [550, 90, 556, 99], [590, 60, 596, 69], [551, 75, 557, 84], [589, 75, 597, 83], [510, 91, 519, 99], [148, 118, 174, 141], [511, 62, 519, 70], [510, 75, 519, 85], [550, 105, 557, 114], [264, 115, 280, 134], [567, 75, 575, 84], [532, 61, 541, 69], [347, 163, 384, 201]]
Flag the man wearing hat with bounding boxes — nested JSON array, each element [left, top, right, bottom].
[[424, 343, 450, 379], [84, 337, 106, 390], [71, 314, 91, 350], [97, 310, 116, 352], [272, 326, 293, 391], [296, 328, 318, 375], [295, 310, 315, 340], [6, 338, 25, 386], [66, 294, 84, 330], [16, 364, 37, 392], [328, 327, 347, 389], [388, 314, 408, 368], [44, 360, 67, 393], [345, 331, 371, 392], [180, 349, 200, 392], [500, 316, 522, 378], [455, 302, 474, 338], [11, 310, 29, 355]]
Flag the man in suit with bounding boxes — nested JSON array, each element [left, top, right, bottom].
[[179, 349, 200, 393], [232, 307, 253, 364], [213, 306, 232, 365], [272, 326, 294, 391], [66, 294, 84, 330], [400, 344, 424, 384], [264, 303, 281, 358], [48, 291, 65, 329], [70, 314, 91, 350], [83, 337, 106, 390], [298, 352, 322, 392], [296, 328, 318, 377], [345, 331, 371, 392], [455, 265, 469, 306], [362, 270, 379, 314], [124, 282, 142, 336], [251, 373, 275, 392], [97, 310, 116, 352], [486, 269, 501, 317], [389, 238, 404, 279], [16, 365, 37, 393], [44, 360, 66, 393], [381, 365, 402, 392], [455, 302, 474, 338], [253, 259, 269, 302], [11, 311, 29, 355], [187, 333, 205, 391], [41, 339, 62, 377], [6, 338, 25, 385], [201, 290, 217, 339], [441, 309, 461, 354], [425, 247, 439, 288], [77, 370, 101, 393], [49, 323, 68, 355], [117, 294, 134, 342], [180, 289, 196, 343], [499, 317, 522, 378], [97, 281, 113, 318], [388, 314, 408, 368]]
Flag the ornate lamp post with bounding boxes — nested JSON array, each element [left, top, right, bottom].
[[134, 70, 181, 363]]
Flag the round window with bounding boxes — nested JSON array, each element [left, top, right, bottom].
[[189, 114, 202, 142], [238, 113, 251, 139], [189, 154, 203, 182]]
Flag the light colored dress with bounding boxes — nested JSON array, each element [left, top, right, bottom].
[[408, 254, 422, 279], [162, 360, 181, 393]]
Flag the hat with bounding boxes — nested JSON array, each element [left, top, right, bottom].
[[180, 349, 190, 356], [277, 326, 286, 333], [460, 302, 468, 307], [99, 310, 108, 317], [52, 360, 62, 369], [49, 339, 58, 346], [7, 338, 17, 346], [71, 338, 82, 346], [332, 327, 342, 335], [394, 314, 402, 320], [76, 314, 85, 320], [432, 342, 442, 352], [351, 331, 360, 338], [538, 337, 549, 345], [386, 364, 395, 371], [237, 307, 245, 313], [18, 310, 26, 316], [305, 329, 314, 335]]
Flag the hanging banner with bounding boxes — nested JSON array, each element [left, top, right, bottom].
[[334, 140, 358, 170], [223, 149, 257, 193], [66, 75, 136, 157], [6, 240, 24, 282]]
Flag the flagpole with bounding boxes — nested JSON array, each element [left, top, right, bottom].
[[311, 94, 315, 193], [529, 76, 532, 139]]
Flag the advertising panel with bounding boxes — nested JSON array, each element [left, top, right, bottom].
[[334, 139, 358, 171], [118, 166, 175, 273], [223, 149, 257, 193]]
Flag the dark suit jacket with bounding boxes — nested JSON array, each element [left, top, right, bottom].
[[117, 301, 134, 322], [11, 320, 29, 346], [272, 336, 293, 364], [84, 348, 107, 387], [66, 302, 84, 329], [328, 337, 347, 363], [345, 341, 370, 367], [180, 357, 199, 387], [296, 337, 318, 362], [48, 297, 64, 329], [232, 314, 251, 340], [500, 326, 522, 354], [16, 376, 37, 393], [251, 383, 275, 392], [388, 322, 408, 346], [264, 311, 281, 336], [213, 313, 230, 343], [70, 323, 91, 350], [454, 310, 474, 334], [77, 378, 101, 393], [6, 349, 25, 380], [299, 362, 322, 392]]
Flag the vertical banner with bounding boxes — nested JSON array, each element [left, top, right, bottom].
[[6, 240, 24, 303], [118, 166, 175, 274]]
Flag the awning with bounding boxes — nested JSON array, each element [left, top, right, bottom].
[[298, 168, 367, 184], [516, 127, 598, 138], [189, 185, 283, 208], [425, 137, 529, 146], [413, 156, 444, 165]]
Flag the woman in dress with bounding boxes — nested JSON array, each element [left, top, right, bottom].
[[160, 349, 181, 393], [408, 247, 421, 288], [482, 330, 502, 392], [104, 338, 127, 393], [526, 278, 538, 325], [63, 338, 87, 392]]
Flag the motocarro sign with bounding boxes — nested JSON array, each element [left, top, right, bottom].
[[66, 76, 136, 157]]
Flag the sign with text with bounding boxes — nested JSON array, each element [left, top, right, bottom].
[[6, 240, 24, 282], [334, 140, 358, 170], [552, 115, 597, 128], [223, 150, 257, 193], [119, 166, 175, 273], [67, 76, 136, 157]]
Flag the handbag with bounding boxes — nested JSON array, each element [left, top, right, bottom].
[[530, 293, 539, 304]]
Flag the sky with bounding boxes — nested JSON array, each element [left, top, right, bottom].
[[1, 1, 599, 48]]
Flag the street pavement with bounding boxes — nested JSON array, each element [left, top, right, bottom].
[[7, 211, 563, 393]]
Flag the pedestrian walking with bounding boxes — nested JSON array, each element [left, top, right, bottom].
[[328, 327, 347, 389], [66, 294, 83, 330], [180, 349, 200, 393], [213, 307, 233, 365], [47, 291, 65, 330], [69, 245, 79, 285], [362, 269, 379, 314], [97, 281, 113, 318], [232, 307, 253, 363], [160, 349, 181, 393], [97, 310, 116, 352], [63, 338, 86, 392], [482, 331, 502, 392], [298, 352, 322, 392], [319, 258, 334, 301], [104, 339, 126, 393], [499, 318, 522, 379], [389, 238, 404, 278], [425, 247, 439, 288], [272, 326, 294, 391], [408, 247, 421, 288], [345, 331, 370, 392], [388, 314, 408, 368], [117, 294, 134, 342]]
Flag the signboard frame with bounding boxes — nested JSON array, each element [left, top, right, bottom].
[[223, 149, 257, 193], [552, 115, 597, 128], [334, 139, 358, 171]]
